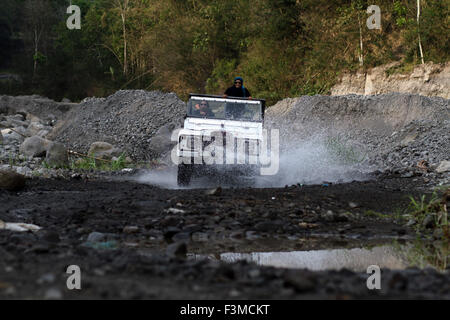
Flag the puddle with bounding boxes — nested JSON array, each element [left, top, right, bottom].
[[141, 236, 447, 272], [189, 245, 411, 272]]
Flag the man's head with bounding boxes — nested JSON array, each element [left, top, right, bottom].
[[199, 100, 209, 115], [234, 77, 243, 88]]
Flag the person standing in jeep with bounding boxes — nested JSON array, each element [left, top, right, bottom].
[[223, 77, 252, 98]]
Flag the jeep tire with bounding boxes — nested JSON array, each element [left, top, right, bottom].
[[177, 164, 192, 187]]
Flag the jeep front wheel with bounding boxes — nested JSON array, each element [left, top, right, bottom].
[[177, 164, 192, 187]]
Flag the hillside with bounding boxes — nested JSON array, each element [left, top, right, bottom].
[[1, 0, 448, 104], [331, 61, 450, 99]]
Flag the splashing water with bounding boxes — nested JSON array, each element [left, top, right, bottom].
[[135, 135, 373, 189]]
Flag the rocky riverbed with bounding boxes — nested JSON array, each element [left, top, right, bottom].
[[0, 91, 449, 300], [0, 176, 449, 299]]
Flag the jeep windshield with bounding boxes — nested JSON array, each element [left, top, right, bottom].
[[187, 96, 263, 122]]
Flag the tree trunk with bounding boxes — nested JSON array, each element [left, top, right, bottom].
[[33, 28, 38, 81], [358, 15, 364, 66], [417, 0, 425, 64], [116, 0, 129, 76], [122, 11, 128, 76]]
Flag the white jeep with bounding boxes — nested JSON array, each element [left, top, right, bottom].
[[176, 94, 266, 186]]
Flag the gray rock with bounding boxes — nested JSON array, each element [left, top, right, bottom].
[[87, 232, 106, 242], [205, 187, 222, 196], [436, 161, 450, 173], [0, 170, 26, 191], [88, 142, 122, 160], [26, 121, 49, 137], [45, 142, 68, 167], [15, 166, 32, 177], [20, 136, 51, 157], [5, 117, 28, 128], [12, 114, 25, 121], [322, 210, 336, 222], [1, 128, 24, 144], [245, 231, 260, 240], [123, 226, 139, 234], [336, 213, 350, 222], [148, 122, 179, 156], [401, 171, 414, 178], [348, 202, 359, 208], [166, 241, 187, 258]]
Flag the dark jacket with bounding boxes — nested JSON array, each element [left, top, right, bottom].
[[224, 86, 251, 98], [192, 109, 215, 118]]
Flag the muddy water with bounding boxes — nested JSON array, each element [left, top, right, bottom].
[[189, 244, 413, 272]]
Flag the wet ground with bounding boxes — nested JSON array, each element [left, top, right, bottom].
[[0, 174, 449, 299]]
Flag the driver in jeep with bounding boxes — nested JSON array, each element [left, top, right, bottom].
[[193, 100, 215, 117]]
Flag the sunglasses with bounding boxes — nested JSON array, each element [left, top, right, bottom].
[[234, 81, 242, 84], [200, 103, 207, 106]]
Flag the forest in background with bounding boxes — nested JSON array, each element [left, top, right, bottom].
[[0, 0, 448, 104]]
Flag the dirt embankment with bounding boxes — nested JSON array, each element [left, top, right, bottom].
[[331, 62, 450, 99], [0, 95, 75, 121]]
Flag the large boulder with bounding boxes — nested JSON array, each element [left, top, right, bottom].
[[45, 142, 68, 167], [20, 136, 52, 157], [0, 170, 26, 191], [88, 142, 122, 160]]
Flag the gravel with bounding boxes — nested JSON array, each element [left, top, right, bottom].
[[266, 93, 450, 186], [49, 90, 186, 161], [1, 91, 448, 186]]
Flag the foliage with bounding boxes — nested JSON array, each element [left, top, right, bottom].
[[0, 0, 448, 104], [397, 239, 449, 271], [70, 153, 129, 171], [406, 187, 449, 238]]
